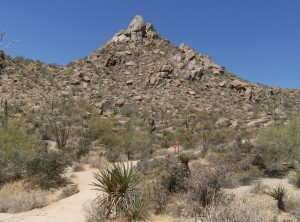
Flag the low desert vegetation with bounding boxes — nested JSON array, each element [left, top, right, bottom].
[[0, 181, 49, 213]]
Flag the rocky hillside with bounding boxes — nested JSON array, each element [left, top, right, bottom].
[[1, 15, 300, 134]]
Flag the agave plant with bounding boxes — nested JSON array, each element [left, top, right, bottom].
[[91, 162, 140, 217], [266, 184, 288, 211], [121, 193, 149, 222]]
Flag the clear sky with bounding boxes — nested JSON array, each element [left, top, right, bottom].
[[1, 0, 300, 88]]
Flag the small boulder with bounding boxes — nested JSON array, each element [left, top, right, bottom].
[[185, 50, 196, 61], [188, 90, 196, 95], [133, 96, 143, 101], [115, 99, 126, 107], [126, 80, 134, 85], [126, 61, 136, 66], [128, 15, 145, 32]]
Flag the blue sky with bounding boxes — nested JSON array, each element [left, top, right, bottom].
[[1, 0, 300, 88]]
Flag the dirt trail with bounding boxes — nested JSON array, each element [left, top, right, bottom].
[[0, 167, 100, 222]]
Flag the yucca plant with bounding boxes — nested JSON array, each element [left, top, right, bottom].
[[91, 162, 140, 217], [121, 193, 149, 222], [290, 170, 300, 188], [266, 184, 288, 211]]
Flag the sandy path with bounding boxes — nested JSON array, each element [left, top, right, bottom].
[[0, 167, 100, 222]]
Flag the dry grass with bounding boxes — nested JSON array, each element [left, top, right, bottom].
[[200, 196, 278, 222], [0, 181, 49, 213], [56, 184, 79, 201]]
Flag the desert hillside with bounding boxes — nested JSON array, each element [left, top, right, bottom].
[[1, 15, 300, 222]]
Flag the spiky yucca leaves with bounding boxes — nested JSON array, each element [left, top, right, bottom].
[[122, 193, 149, 222], [266, 184, 288, 211], [91, 162, 140, 217], [178, 153, 192, 168]]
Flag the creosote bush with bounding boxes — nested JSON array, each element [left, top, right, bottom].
[[0, 120, 43, 183], [26, 151, 70, 189]]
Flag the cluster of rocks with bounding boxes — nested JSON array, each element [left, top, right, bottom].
[[111, 15, 159, 43]]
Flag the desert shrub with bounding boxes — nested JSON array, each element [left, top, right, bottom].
[[290, 168, 300, 188], [120, 103, 139, 117], [72, 162, 85, 172], [104, 146, 124, 162], [83, 200, 108, 222], [0, 181, 49, 213], [100, 131, 123, 148], [26, 151, 70, 189], [0, 120, 43, 183], [187, 164, 237, 208], [161, 131, 177, 148], [161, 158, 189, 193], [200, 195, 276, 222], [121, 126, 153, 160], [136, 158, 165, 176], [257, 118, 300, 167], [250, 181, 270, 195], [86, 117, 114, 140], [75, 137, 91, 160]]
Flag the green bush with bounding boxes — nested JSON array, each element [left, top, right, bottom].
[[257, 118, 300, 166], [26, 151, 70, 189], [0, 120, 43, 183], [86, 117, 113, 140]]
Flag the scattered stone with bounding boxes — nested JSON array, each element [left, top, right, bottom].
[[126, 61, 136, 66], [115, 99, 126, 107], [174, 79, 181, 87], [188, 90, 196, 95], [133, 96, 143, 101], [219, 81, 227, 87], [161, 65, 173, 73], [126, 80, 134, 85]]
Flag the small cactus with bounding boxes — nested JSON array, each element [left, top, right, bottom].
[[148, 118, 156, 134], [2, 99, 8, 128]]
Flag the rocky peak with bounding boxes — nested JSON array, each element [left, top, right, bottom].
[[128, 15, 145, 32], [111, 15, 159, 43]]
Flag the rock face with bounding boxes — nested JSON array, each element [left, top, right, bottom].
[[128, 15, 145, 32]]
